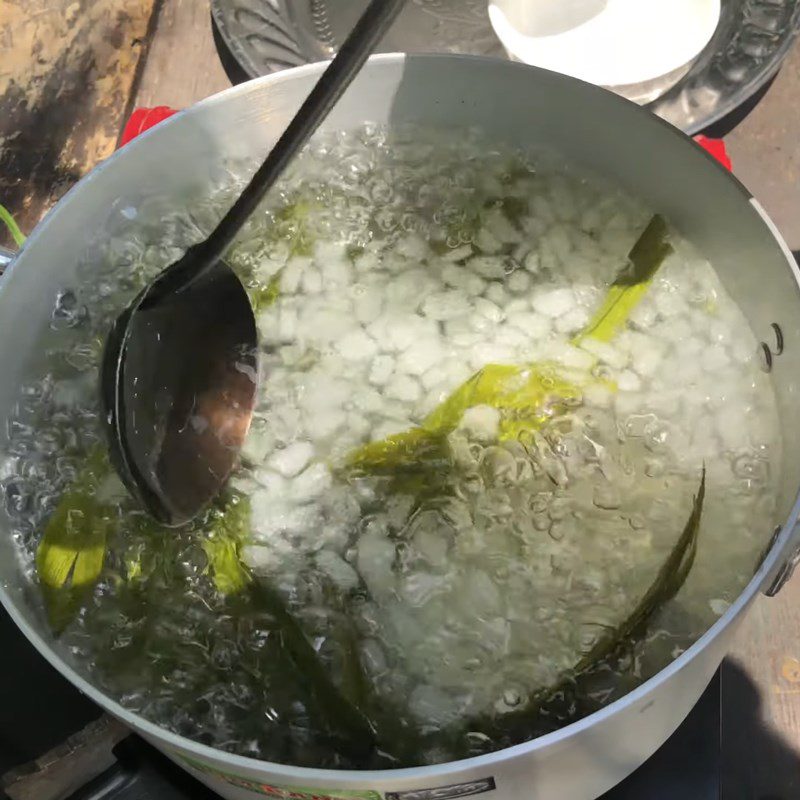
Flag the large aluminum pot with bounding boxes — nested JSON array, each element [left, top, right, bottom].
[[1, 54, 799, 800]]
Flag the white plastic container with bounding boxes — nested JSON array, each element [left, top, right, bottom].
[[488, 0, 721, 99]]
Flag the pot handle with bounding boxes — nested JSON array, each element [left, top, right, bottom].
[[764, 529, 800, 597], [0, 245, 15, 274]]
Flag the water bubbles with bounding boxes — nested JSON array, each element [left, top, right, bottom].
[[36, 428, 62, 456], [644, 457, 665, 478], [374, 208, 397, 233], [548, 519, 574, 541], [7, 438, 31, 457], [65, 342, 100, 372], [400, 213, 419, 233], [3, 480, 31, 518], [0, 122, 781, 770], [503, 687, 522, 707], [51, 289, 88, 330], [644, 421, 671, 454], [495, 686, 527, 714], [731, 453, 768, 485], [7, 419, 33, 440], [532, 513, 550, 532], [593, 484, 621, 510], [370, 179, 393, 204]]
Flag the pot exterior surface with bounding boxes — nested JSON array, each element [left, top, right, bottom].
[[1, 54, 799, 800]]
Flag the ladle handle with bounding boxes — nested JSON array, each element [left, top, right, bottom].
[[196, 0, 406, 270]]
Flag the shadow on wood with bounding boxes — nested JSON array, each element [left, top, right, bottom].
[[722, 658, 800, 800]]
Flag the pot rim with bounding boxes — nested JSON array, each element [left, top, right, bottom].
[[2, 51, 798, 784]]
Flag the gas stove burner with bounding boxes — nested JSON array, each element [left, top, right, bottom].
[[210, 0, 800, 133]]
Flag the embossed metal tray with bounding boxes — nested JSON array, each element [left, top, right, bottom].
[[210, 0, 800, 134]]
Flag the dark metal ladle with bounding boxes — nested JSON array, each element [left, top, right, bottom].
[[100, 0, 406, 526]]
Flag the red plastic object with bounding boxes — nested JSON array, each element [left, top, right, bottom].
[[693, 135, 732, 171], [118, 106, 178, 148]]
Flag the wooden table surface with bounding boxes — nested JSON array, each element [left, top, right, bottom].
[[3, 0, 800, 793]]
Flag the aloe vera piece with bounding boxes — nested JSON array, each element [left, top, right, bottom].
[[574, 214, 673, 344]]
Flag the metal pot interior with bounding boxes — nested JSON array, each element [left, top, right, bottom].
[[0, 54, 797, 767]]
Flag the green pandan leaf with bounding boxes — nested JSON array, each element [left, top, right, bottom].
[[576, 466, 705, 672], [345, 427, 437, 475], [461, 468, 705, 747], [248, 269, 282, 314], [200, 494, 252, 595], [36, 447, 116, 631], [344, 215, 670, 477], [248, 577, 377, 756], [574, 214, 673, 344], [39, 456, 374, 750], [0, 203, 26, 246], [37, 452, 255, 628], [200, 493, 377, 753], [276, 198, 317, 257], [346, 364, 586, 475], [244, 196, 335, 313]]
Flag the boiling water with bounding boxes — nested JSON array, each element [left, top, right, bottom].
[[3, 126, 780, 768]]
